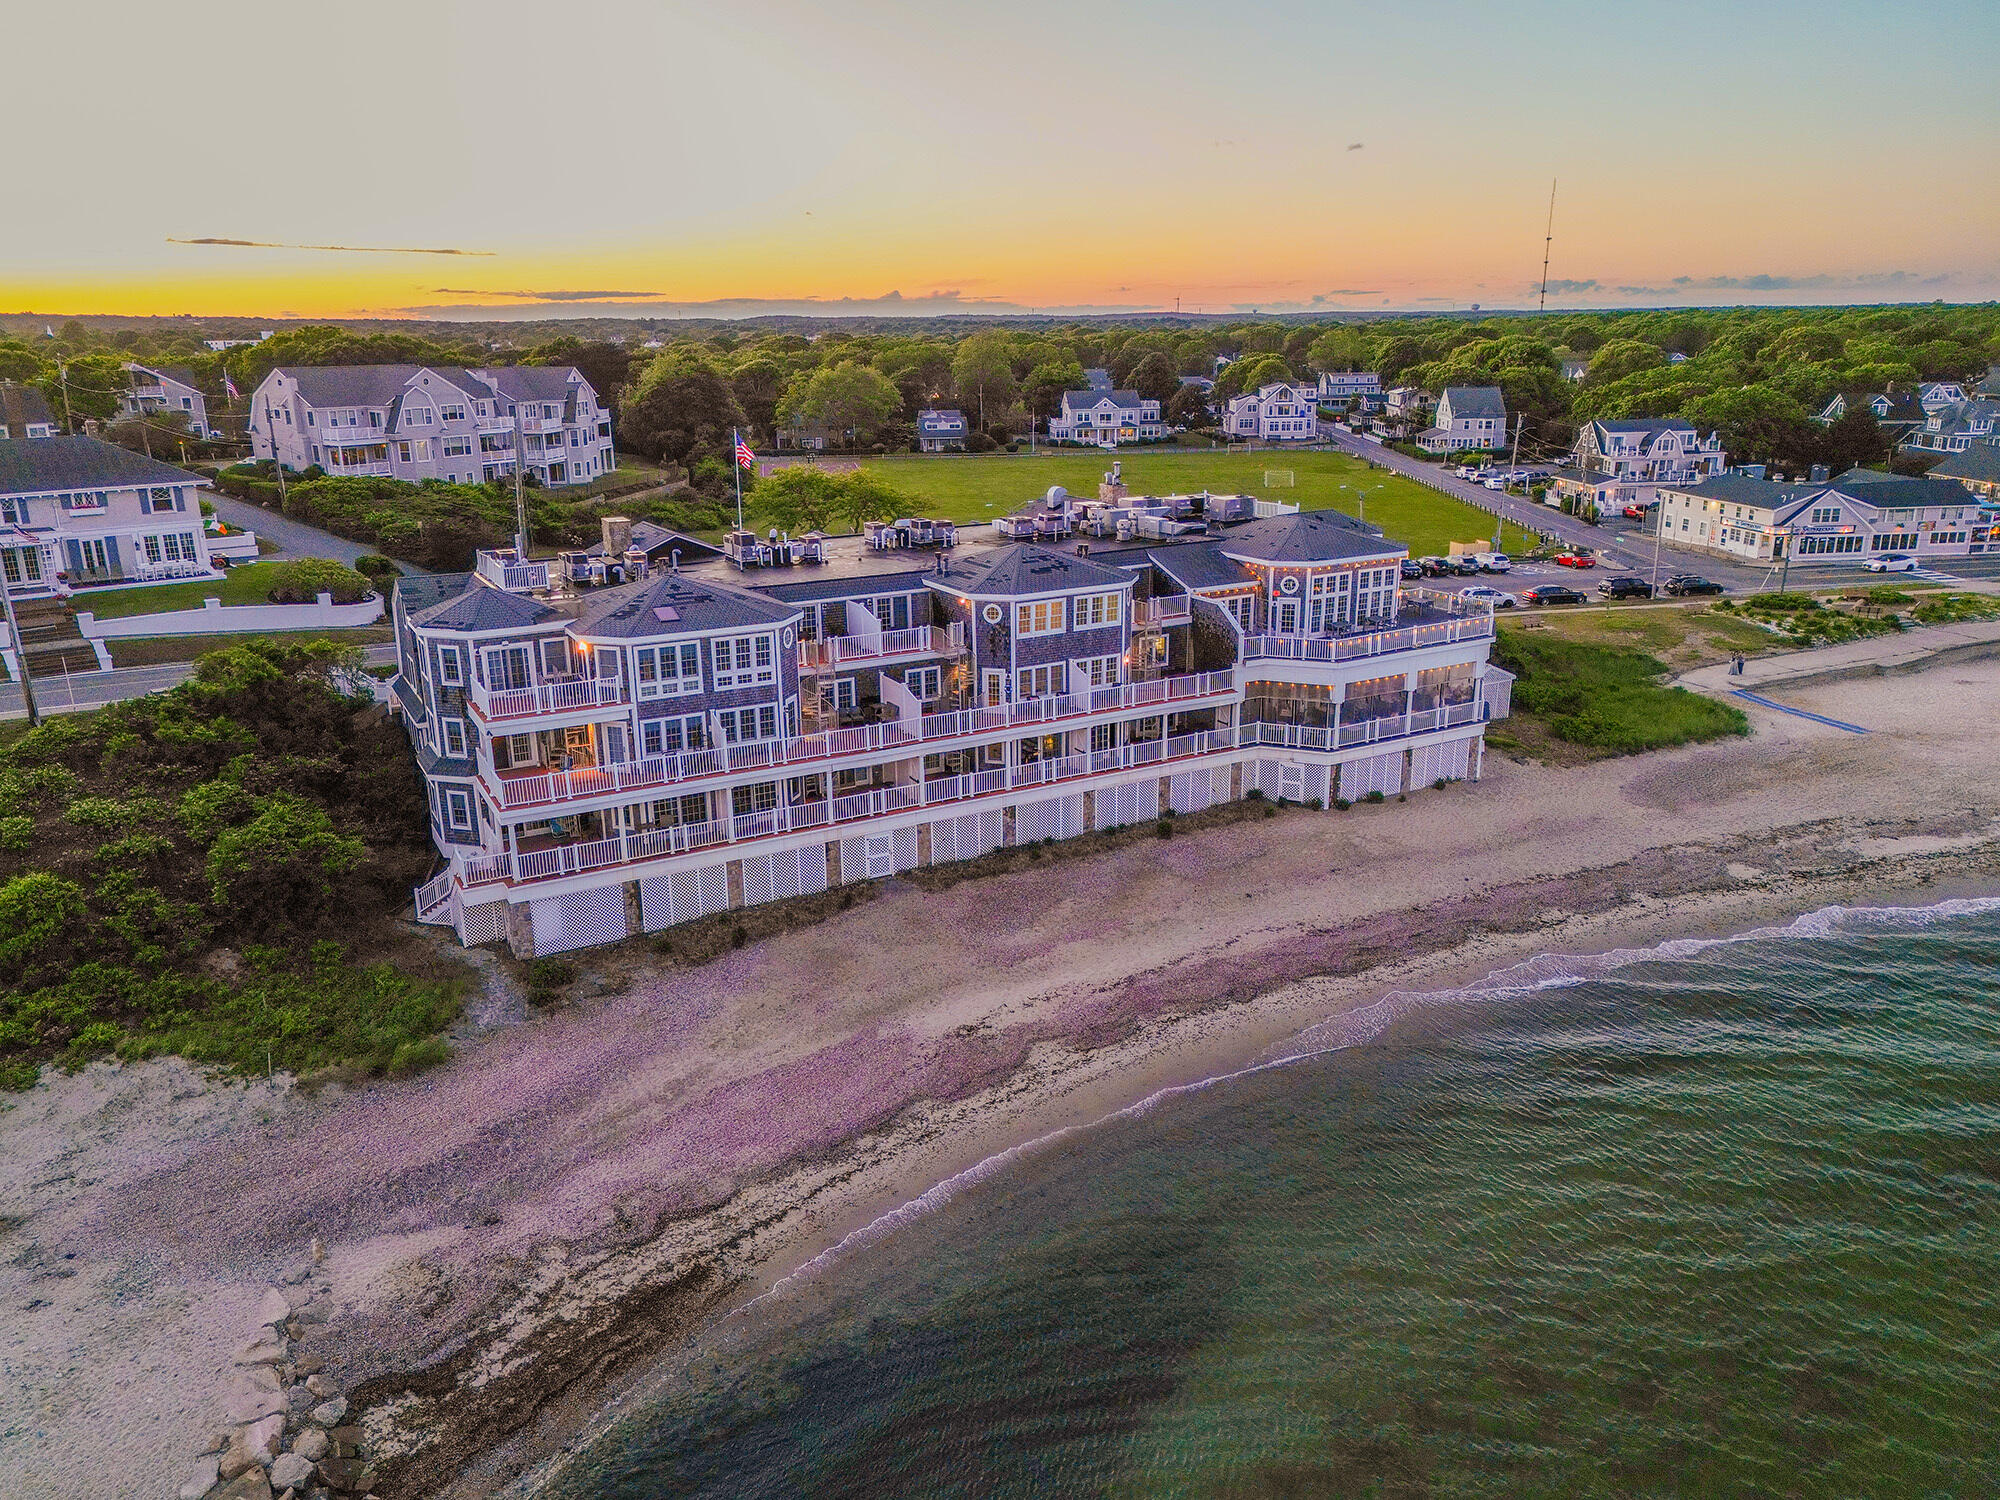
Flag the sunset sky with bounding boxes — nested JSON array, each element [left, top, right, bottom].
[[9, 0, 1997, 320]]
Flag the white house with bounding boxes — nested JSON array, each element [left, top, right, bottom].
[[0, 436, 214, 596], [1048, 390, 1165, 447], [1655, 467, 1996, 562], [916, 409, 969, 452], [1316, 371, 1381, 402], [1899, 397, 2000, 456], [120, 363, 215, 439], [1558, 358, 1589, 382], [0, 384, 57, 440], [250, 365, 614, 487], [1224, 382, 1319, 442], [1929, 440, 2000, 501], [1416, 387, 1507, 453]]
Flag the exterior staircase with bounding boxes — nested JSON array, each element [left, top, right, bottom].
[[11, 600, 103, 675]]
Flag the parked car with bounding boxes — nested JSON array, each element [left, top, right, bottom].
[[1475, 552, 1512, 573], [1524, 585, 1588, 606], [1599, 576, 1653, 599], [1663, 574, 1724, 596], [1553, 551, 1597, 568], [1622, 501, 1656, 520], [1399, 559, 1425, 580], [1459, 585, 1518, 609], [1418, 556, 1453, 577], [1449, 556, 1482, 576], [1483, 477, 1509, 490], [1864, 552, 1917, 573]]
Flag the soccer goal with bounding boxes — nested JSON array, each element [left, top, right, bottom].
[[1262, 469, 1295, 488]]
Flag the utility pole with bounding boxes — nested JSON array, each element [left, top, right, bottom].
[[0, 559, 40, 728], [731, 426, 746, 534], [1538, 179, 1557, 313], [1649, 501, 1666, 594], [56, 362, 73, 432]]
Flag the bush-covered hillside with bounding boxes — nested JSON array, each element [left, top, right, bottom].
[[1491, 632, 1749, 758], [0, 640, 461, 1090]]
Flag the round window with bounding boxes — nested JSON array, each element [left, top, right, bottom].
[[1278, 575, 1301, 595], [982, 603, 1003, 624], [782, 627, 795, 648]]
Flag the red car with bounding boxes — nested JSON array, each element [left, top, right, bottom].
[[1553, 551, 1597, 568], [1623, 503, 1654, 520]]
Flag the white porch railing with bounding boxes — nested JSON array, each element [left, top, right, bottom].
[[472, 674, 626, 721], [414, 869, 455, 918], [474, 550, 550, 592], [1241, 613, 1494, 665], [800, 623, 966, 670], [1132, 594, 1192, 628]]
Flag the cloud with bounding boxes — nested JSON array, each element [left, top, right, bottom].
[[171, 237, 494, 256], [1310, 290, 1382, 302], [1612, 269, 1959, 298], [1346, 142, 1364, 151], [1540, 278, 1600, 294]]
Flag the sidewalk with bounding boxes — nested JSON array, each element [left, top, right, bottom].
[[1678, 617, 2000, 696]]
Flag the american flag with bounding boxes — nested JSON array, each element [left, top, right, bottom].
[[734, 439, 756, 470], [223, 370, 240, 402]]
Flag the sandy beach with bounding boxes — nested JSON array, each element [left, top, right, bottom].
[[6, 655, 1999, 1500]]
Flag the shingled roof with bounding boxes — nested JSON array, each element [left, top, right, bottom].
[[0, 436, 203, 495], [1214, 509, 1397, 565], [406, 579, 562, 632], [932, 543, 1133, 598], [572, 570, 798, 639]]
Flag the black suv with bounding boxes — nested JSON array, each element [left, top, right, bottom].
[[1400, 559, 1425, 580], [1524, 584, 1588, 606], [1663, 574, 1724, 596], [1599, 576, 1653, 599]]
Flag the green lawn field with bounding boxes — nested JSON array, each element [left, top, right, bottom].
[[73, 562, 285, 620], [854, 450, 1538, 558]]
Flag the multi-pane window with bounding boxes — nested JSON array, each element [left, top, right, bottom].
[[834, 678, 858, 710], [1015, 599, 1064, 636], [404, 406, 433, 426], [163, 533, 197, 562], [436, 647, 464, 686], [439, 403, 467, 422], [712, 634, 776, 689], [1073, 655, 1119, 688], [145, 487, 180, 513], [634, 642, 700, 698], [904, 666, 942, 700], [539, 638, 570, 677], [142, 535, 162, 564], [443, 788, 473, 831], [443, 436, 472, 457], [1809, 506, 1841, 525], [1015, 663, 1066, 700], [1075, 591, 1121, 628], [640, 715, 706, 757], [716, 704, 779, 743], [441, 719, 467, 758], [731, 781, 779, 817]]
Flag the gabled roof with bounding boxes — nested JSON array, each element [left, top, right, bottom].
[[1824, 467, 1978, 509], [583, 522, 723, 562], [1928, 443, 2000, 486], [1441, 386, 1506, 418], [933, 543, 1132, 598], [1083, 368, 1112, 388], [407, 579, 561, 632], [274, 365, 428, 408], [572, 570, 797, 639], [0, 435, 204, 495], [755, 567, 936, 604], [1130, 543, 1252, 592], [916, 409, 966, 432], [1215, 509, 1399, 565], [482, 365, 580, 403], [1654, 472, 1825, 511], [126, 362, 200, 389], [0, 383, 56, 432], [1589, 418, 1698, 437], [1061, 389, 1149, 413]]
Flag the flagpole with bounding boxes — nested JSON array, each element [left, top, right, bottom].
[[732, 427, 745, 533]]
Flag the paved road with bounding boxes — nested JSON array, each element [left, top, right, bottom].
[[0, 644, 398, 720], [205, 491, 422, 573]]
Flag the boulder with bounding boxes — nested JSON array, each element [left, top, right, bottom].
[[178, 1455, 220, 1499], [309, 1397, 347, 1426], [326, 1425, 363, 1458], [211, 1467, 274, 1500], [305, 1374, 337, 1399], [256, 1287, 292, 1326], [235, 1337, 287, 1367], [291, 1427, 329, 1462], [292, 1353, 326, 1377], [217, 1435, 260, 1481], [269, 1452, 316, 1490], [316, 1457, 368, 1492], [224, 1386, 284, 1425], [236, 1364, 281, 1395], [244, 1411, 286, 1463]]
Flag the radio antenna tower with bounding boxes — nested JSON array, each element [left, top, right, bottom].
[[1538, 178, 1558, 312]]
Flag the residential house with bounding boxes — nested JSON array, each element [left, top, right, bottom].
[[120, 363, 214, 439], [1654, 467, 1995, 562], [1223, 382, 1320, 442], [1048, 390, 1165, 447], [1547, 419, 1727, 511], [1315, 371, 1382, 402], [0, 436, 213, 596], [396, 507, 1509, 956], [249, 365, 614, 486], [775, 424, 831, 452], [1928, 441, 2000, 501], [1977, 366, 2000, 399], [0, 384, 57, 440], [916, 409, 969, 452], [1899, 396, 2000, 456], [1416, 387, 1507, 453], [1177, 374, 1216, 396], [1558, 358, 1589, 383], [1083, 368, 1113, 391], [203, 332, 272, 352]]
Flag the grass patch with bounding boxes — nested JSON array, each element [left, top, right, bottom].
[[853, 450, 1539, 558], [106, 627, 392, 669], [1507, 601, 1777, 669], [1905, 592, 2000, 626], [1494, 629, 1748, 760], [1715, 592, 1905, 647], [73, 562, 289, 620]]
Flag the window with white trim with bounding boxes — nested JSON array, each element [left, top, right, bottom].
[[1074, 655, 1119, 688], [712, 633, 776, 689], [439, 403, 467, 422], [437, 647, 464, 686], [1809, 506, 1841, 525], [443, 787, 473, 831], [634, 642, 700, 698], [443, 436, 472, 457], [834, 677, 858, 710], [904, 666, 941, 700], [1016, 663, 1066, 700], [539, 638, 570, 677], [404, 405, 433, 426], [640, 714, 706, 756], [716, 704, 779, 743], [1075, 591, 1121, 627], [441, 718, 467, 757], [1015, 599, 1064, 636]]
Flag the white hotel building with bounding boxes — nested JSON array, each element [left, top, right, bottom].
[[395, 508, 1512, 957], [249, 365, 614, 487]]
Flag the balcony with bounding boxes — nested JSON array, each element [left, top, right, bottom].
[[475, 549, 549, 592], [800, 623, 965, 670], [481, 669, 1240, 814], [1240, 697, 1485, 751], [1132, 594, 1192, 629], [469, 673, 625, 723]]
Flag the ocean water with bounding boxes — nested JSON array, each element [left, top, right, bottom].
[[551, 902, 2000, 1499]]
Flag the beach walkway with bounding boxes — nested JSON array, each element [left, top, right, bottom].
[[1678, 617, 2000, 697]]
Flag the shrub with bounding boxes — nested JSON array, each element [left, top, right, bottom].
[[1155, 819, 1174, 839], [1245, 788, 1266, 801], [0, 816, 30, 852], [1494, 633, 1749, 753], [966, 432, 999, 453], [267, 557, 372, 605], [63, 796, 129, 833], [388, 1037, 451, 1076], [731, 924, 749, 948], [0, 873, 87, 975], [206, 795, 365, 929], [1307, 797, 1323, 810], [351, 554, 400, 580], [1365, 790, 1386, 804], [527, 957, 576, 988], [1333, 797, 1352, 810]]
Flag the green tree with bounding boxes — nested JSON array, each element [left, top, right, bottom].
[[619, 349, 745, 467], [776, 360, 902, 445], [39, 353, 126, 427], [1166, 384, 1212, 428], [951, 330, 1017, 428], [1023, 360, 1087, 420], [833, 472, 903, 532], [1128, 351, 1179, 408], [1820, 407, 1889, 473], [1585, 339, 1666, 386], [752, 466, 843, 533]]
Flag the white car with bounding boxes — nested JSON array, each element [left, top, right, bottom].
[[1459, 585, 1518, 609], [1483, 476, 1509, 490], [1474, 552, 1512, 573], [1864, 552, 1917, 573]]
